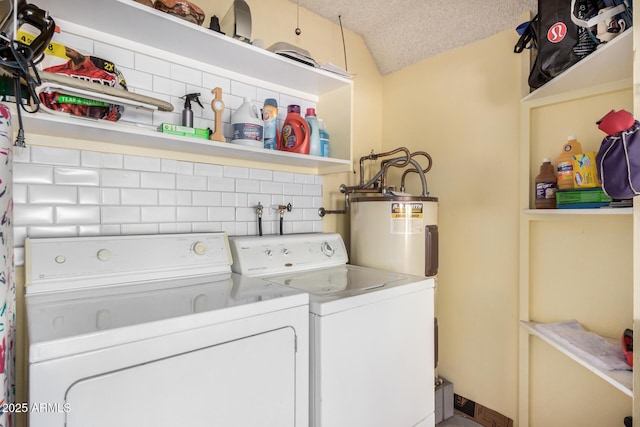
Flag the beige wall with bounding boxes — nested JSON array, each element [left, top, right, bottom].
[[381, 31, 521, 420]]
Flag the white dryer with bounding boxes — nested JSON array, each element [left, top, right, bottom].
[[229, 233, 435, 427], [25, 233, 309, 427]]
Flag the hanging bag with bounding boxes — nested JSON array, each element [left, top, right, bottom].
[[595, 110, 640, 200], [514, 0, 583, 89]]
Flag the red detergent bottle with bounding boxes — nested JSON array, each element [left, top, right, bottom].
[[280, 104, 309, 154]]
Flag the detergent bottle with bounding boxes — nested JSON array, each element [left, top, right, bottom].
[[305, 107, 321, 156], [556, 136, 583, 190], [318, 118, 330, 157], [262, 98, 278, 150], [535, 158, 557, 209], [280, 104, 309, 154], [231, 97, 263, 148]]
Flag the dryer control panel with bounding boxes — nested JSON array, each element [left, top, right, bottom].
[[26, 233, 232, 294], [229, 233, 348, 277]]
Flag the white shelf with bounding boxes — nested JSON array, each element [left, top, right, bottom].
[[522, 29, 633, 103], [21, 112, 352, 174], [523, 208, 633, 217], [35, 0, 351, 96], [521, 321, 633, 398], [519, 26, 637, 425], [27, 0, 354, 174]]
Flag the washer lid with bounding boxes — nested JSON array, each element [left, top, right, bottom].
[[26, 273, 308, 363], [263, 264, 434, 315]]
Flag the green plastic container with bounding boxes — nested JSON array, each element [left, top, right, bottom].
[[555, 187, 611, 205]]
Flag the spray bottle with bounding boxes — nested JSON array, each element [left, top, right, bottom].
[[181, 93, 204, 128]]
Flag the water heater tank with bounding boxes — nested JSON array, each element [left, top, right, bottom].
[[350, 196, 438, 277]]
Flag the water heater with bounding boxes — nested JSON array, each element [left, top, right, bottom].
[[350, 195, 438, 277]]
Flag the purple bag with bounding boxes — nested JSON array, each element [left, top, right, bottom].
[[596, 120, 640, 199]]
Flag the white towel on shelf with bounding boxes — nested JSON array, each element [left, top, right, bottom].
[[534, 320, 630, 371]]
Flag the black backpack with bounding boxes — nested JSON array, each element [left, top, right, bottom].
[[514, 0, 599, 89]]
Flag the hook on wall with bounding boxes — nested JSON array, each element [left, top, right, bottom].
[[295, 0, 301, 35]]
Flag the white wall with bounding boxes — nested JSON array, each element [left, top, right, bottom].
[[13, 146, 323, 265]]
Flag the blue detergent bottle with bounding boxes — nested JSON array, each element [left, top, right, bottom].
[[305, 108, 321, 156], [318, 118, 330, 157]]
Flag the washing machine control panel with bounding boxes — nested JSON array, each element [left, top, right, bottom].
[[229, 233, 348, 276]]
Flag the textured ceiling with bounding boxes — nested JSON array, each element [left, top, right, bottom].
[[293, 0, 538, 75]]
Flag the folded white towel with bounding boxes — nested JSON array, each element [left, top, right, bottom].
[[535, 320, 630, 371]]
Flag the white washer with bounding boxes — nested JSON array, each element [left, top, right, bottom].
[[229, 233, 435, 427], [25, 233, 309, 427]]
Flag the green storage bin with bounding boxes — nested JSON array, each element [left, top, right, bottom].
[[555, 187, 612, 205]]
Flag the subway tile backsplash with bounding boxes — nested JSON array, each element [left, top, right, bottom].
[[13, 146, 324, 266]]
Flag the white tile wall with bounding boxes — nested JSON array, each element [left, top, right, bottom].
[[13, 147, 324, 265], [12, 21, 327, 265]]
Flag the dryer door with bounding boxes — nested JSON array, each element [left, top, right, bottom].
[[65, 327, 297, 427]]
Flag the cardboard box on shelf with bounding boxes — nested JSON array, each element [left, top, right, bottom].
[[454, 394, 513, 427]]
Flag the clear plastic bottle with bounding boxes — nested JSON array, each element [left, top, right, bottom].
[[305, 108, 321, 156], [318, 118, 330, 157], [535, 158, 557, 209]]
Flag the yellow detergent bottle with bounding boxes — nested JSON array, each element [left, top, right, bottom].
[[556, 136, 583, 190]]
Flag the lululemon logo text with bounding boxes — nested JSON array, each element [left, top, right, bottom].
[[547, 22, 567, 43]]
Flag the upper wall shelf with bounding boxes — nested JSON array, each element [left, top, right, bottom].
[[522, 29, 632, 104], [35, 0, 351, 96], [21, 112, 352, 174]]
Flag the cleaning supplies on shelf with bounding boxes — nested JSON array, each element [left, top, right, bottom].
[[535, 157, 557, 209], [181, 93, 203, 127], [557, 136, 583, 190], [572, 152, 600, 188], [305, 107, 321, 156], [318, 118, 330, 157], [231, 97, 263, 147], [555, 187, 611, 209], [159, 123, 210, 139], [262, 98, 278, 150], [280, 104, 309, 154]]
